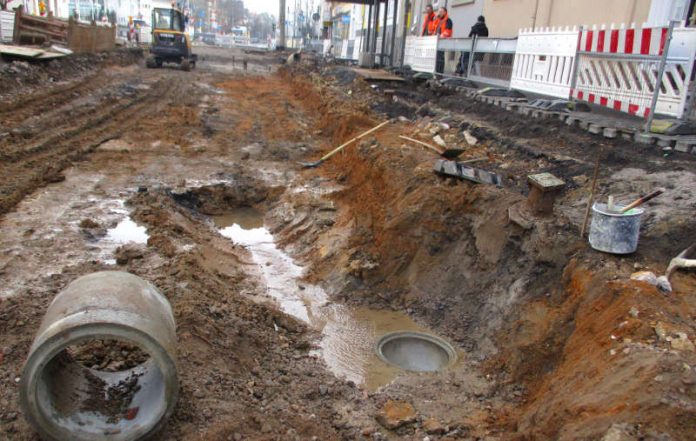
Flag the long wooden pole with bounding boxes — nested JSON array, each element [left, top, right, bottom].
[[399, 135, 443, 155], [305, 120, 389, 167], [581, 154, 601, 238]]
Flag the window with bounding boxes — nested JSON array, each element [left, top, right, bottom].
[[153, 9, 183, 31]]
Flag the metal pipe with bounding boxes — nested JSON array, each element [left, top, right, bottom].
[[568, 25, 584, 104], [645, 20, 677, 133], [20, 271, 178, 441], [371, 0, 380, 54], [399, 0, 409, 66], [364, 3, 372, 52], [390, 0, 398, 66], [278, 0, 286, 49], [381, 0, 389, 65], [467, 35, 477, 78]]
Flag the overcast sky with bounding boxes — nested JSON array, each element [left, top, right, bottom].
[[246, 0, 280, 16]]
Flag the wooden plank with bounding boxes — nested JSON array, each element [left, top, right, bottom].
[[36, 51, 66, 59], [0, 43, 44, 58], [351, 67, 405, 82], [18, 23, 67, 39]]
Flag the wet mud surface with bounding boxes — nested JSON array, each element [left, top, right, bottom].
[[0, 47, 694, 440]]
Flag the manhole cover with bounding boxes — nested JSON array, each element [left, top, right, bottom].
[[376, 331, 457, 372]]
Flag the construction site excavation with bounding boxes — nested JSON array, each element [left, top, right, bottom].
[[0, 39, 695, 441]]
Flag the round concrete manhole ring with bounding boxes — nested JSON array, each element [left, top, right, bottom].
[[376, 331, 457, 372]]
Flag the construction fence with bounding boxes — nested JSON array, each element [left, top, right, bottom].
[[330, 22, 696, 121], [3, 6, 116, 53]]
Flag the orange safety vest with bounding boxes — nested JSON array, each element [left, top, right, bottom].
[[422, 12, 436, 36], [433, 13, 453, 38]]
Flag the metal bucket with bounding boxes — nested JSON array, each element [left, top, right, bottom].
[[589, 202, 645, 254]]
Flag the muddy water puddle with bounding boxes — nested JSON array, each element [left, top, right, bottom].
[[105, 218, 149, 245], [214, 210, 442, 390]]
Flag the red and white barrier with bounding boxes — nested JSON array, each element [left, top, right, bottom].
[[572, 24, 696, 119], [578, 25, 669, 56]]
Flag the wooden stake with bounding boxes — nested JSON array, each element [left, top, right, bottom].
[[399, 135, 444, 155], [581, 153, 601, 238]]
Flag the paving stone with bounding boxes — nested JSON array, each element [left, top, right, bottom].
[[635, 132, 655, 145], [588, 123, 602, 134], [603, 127, 618, 138]]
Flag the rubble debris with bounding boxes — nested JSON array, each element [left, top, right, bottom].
[[422, 418, 446, 435], [375, 400, 417, 430], [463, 130, 478, 146]]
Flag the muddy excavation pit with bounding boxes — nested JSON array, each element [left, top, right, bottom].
[[1, 45, 695, 441]]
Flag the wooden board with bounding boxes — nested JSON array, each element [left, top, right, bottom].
[[351, 67, 404, 82], [37, 52, 66, 59], [0, 43, 44, 58]]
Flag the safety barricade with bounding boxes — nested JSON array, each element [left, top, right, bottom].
[[403, 35, 438, 73], [1, 10, 14, 43], [510, 26, 580, 98], [571, 25, 696, 118]]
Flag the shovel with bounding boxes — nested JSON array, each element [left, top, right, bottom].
[[300, 121, 390, 168], [399, 135, 465, 159]]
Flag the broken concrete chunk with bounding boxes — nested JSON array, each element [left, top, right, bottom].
[[433, 135, 446, 147], [630, 271, 658, 286], [423, 418, 446, 435], [671, 333, 695, 352], [601, 423, 637, 441], [654, 322, 668, 341], [463, 130, 478, 146], [375, 400, 417, 430]]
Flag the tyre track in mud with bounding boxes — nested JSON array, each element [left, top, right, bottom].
[[0, 73, 110, 126], [0, 71, 189, 217]]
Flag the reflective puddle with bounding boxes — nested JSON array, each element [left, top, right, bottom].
[[215, 209, 441, 390], [106, 218, 149, 245]]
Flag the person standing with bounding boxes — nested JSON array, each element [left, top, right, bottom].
[[128, 16, 136, 45], [434, 7, 452, 74], [421, 4, 436, 36], [457, 15, 489, 76]]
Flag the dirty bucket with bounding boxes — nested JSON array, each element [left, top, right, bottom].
[[588, 202, 645, 254]]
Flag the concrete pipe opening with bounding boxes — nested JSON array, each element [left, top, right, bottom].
[[376, 331, 457, 372], [20, 272, 178, 441]]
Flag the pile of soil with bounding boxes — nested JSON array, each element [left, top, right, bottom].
[[67, 340, 149, 372], [0, 48, 143, 96]]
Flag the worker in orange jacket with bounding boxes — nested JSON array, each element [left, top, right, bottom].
[[434, 7, 453, 73], [421, 4, 436, 36], [433, 7, 453, 38]]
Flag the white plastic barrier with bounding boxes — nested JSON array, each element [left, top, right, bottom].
[[510, 27, 580, 98], [352, 36, 362, 61], [403, 35, 438, 73], [0, 10, 14, 43], [572, 25, 696, 118], [339, 39, 350, 59]]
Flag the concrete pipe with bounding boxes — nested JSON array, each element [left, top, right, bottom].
[[20, 271, 178, 441]]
